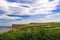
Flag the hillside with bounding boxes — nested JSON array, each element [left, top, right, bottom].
[[12, 22, 60, 29], [0, 22, 60, 40]]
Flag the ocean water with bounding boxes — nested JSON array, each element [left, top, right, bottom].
[[0, 26, 12, 30]]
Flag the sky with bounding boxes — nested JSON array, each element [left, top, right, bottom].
[[0, 0, 60, 26]]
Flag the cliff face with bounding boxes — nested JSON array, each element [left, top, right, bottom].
[[12, 23, 57, 28]]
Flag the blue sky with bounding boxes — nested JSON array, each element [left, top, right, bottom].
[[0, 0, 60, 26]]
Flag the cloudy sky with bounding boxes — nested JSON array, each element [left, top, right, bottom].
[[0, 0, 60, 26]]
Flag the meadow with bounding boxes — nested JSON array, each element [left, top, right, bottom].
[[0, 22, 60, 40]]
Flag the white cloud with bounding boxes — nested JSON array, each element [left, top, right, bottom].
[[30, 13, 60, 22], [0, 0, 59, 15], [30, 0, 60, 15], [11, 12, 60, 24], [0, 15, 22, 20], [0, 0, 60, 26]]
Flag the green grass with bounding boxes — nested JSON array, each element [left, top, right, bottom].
[[0, 26, 60, 40]]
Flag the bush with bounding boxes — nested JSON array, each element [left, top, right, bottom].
[[0, 27, 60, 40]]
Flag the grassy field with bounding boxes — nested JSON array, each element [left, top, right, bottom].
[[0, 22, 60, 40]]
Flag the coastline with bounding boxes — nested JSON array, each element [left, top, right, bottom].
[[0, 28, 12, 34]]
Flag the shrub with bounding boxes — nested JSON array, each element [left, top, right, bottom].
[[0, 27, 60, 40]]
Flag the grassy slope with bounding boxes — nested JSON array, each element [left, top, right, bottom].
[[0, 22, 60, 40]]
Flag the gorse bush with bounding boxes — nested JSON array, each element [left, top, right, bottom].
[[0, 27, 60, 40]]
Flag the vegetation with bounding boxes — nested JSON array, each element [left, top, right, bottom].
[[0, 22, 60, 40]]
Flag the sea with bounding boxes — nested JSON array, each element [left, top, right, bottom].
[[0, 26, 12, 30]]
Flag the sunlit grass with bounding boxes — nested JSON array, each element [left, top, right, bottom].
[[0, 22, 60, 40]]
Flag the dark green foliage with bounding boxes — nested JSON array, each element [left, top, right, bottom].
[[0, 27, 60, 40]]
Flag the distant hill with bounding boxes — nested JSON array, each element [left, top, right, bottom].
[[12, 22, 60, 29]]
